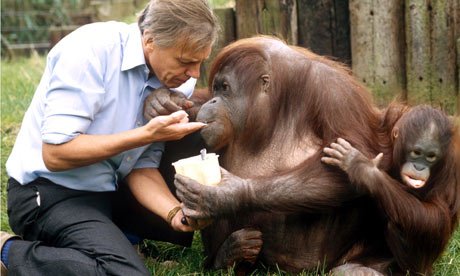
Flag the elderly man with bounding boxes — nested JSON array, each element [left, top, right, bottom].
[[1, 0, 219, 275]]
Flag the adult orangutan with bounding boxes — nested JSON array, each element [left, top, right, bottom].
[[322, 105, 460, 275], [174, 36, 396, 274]]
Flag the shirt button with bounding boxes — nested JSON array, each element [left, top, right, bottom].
[[126, 156, 132, 162], [136, 121, 142, 126]]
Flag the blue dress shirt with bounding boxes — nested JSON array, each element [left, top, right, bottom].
[[6, 21, 196, 191]]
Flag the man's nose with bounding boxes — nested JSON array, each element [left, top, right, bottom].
[[186, 63, 201, 79]]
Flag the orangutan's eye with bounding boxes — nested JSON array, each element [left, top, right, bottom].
[[410, 150, 421, 159], [426, 153, 437, 163], [222, 82, 230, 91]]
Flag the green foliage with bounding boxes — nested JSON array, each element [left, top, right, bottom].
[[1, 0, 81, 44], [1, 54, 459, 275], [1, 53, 45, 232], [209, 0, 235, 8]]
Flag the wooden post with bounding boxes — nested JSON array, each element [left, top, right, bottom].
[[455, 0, 460, 115], [235, 0, 297, 44], [405, 0, 431, 106], [430, 0, 457, 114], [298, 0, 350, 64], [457, 37, 460, 116], [373, 0, 406, 105], [197, 8, 236, 88], [454, 0, 460, 44], [298, 0, 336, 57], [406, 0, 457, 114], [234, 0, 258, 38], [350, 0, 405, 106], [333, 0, 352, 64], [350, 0, 375, 88]]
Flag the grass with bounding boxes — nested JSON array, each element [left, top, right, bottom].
[[1, 53, 46, 232], [1, 54, 460, 275]]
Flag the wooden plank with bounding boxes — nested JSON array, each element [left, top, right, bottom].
[[235, 0, 258, 38], [6, 42, 50, 49], [455, 0, 460, 40], [4, 42, 50, 57], [454, 0, 459, 115], [297, 0, 350, 63], [215, 8, 237, 49], [430, 0, 457, 114], [372, 0, 406, 105], [332, 0, 352, 64], [197, 8, 236, 88], [457, 37, 460, 115], [349, 0, 374, 87], [298, 0, 335, 56], [405, 0, 431, 106], [263, 0, 297, 44], [235, 0, 297, 44]]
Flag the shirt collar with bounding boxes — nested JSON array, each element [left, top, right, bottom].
[[146, 75, 161, 89], [121, 23, 146, 71]]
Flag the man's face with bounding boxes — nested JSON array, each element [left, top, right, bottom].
[[143, 35, 212, 88]]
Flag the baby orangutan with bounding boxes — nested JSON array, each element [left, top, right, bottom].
[[322, 105, 460, 275]]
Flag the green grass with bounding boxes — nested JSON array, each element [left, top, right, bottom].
[[1, 53, 46, 232], [1, 54, 460, 275]]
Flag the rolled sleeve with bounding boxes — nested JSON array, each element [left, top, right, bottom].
[[41, 43, 106, 144], [41, 114, 88, 144]]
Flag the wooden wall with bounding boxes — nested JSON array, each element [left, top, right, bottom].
[[198, 0, 460, 115]]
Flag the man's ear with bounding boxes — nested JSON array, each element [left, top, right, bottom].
[[142, 30, 155, 51]]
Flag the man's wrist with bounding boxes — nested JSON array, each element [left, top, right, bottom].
[[167, 206, 182, 226]]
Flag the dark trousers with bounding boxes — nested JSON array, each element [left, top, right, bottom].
[[6, 133, 206, 275], [7, 177, 149, 276]]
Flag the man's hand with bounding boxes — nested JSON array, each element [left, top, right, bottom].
[[144, 88, 194, 120], [144, 110, 206, 142]]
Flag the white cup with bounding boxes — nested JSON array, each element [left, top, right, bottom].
[[172, 153, 221, 186]]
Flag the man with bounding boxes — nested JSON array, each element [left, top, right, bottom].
[[1, 0, 219, 275]]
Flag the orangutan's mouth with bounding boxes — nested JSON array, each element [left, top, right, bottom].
[[402, 174, 426, 188]]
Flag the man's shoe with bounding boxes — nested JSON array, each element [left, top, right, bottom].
[[1, 231, 20, 275]]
